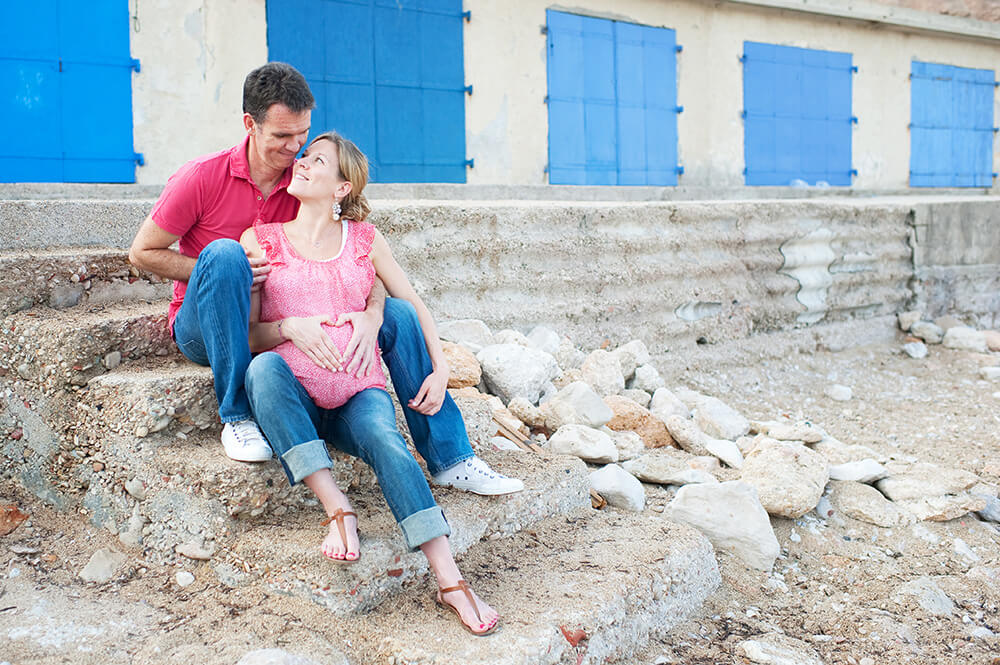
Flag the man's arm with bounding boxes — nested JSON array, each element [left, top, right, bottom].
[[128, 214, 196, 282]]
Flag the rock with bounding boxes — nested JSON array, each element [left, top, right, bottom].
[[102, 351, 122, 370], [740, 438, 829, 518], [620, 388, 651, 407], [123, 478, 147, 500], [438, 319, 493, 353], [607, 429, 645, 462], [649, 387, 690, 422], [875, 463, 980, 501], [493, 329, 532, 347], [554, 337, 585, 370], [970, 626, 995, 640], [16, 363, 32, 380], [893, 576, 954, 616], [902, 341, 928, 359], [910, 321, 944, 344], [897, 310, 922, 332], [49, 284, 84, 309], [736, 633, 824, 665], [547, 424, 618, 463], [825, 384, 852, 401], [666, 480, 780, 571], [610, 340, 650, 379], [176, 571, 196, 587], [933, 315, 965, 332], [977, 495, 1000, 523], [590, 464, 645, 511], [809, 436, 879, 466], [942, 326, 988, 353], [984, 330, 1000, 352], [979, 366, 1000, 381], [237, 649, 333, 665], [526, 325, 561, 354], [705, 438, 744, 469], [663, 414, 711, 456], [827, 480, 911, 527], [622, 448, 718, 486], [118, 506, 146, 548], [79, 548, 126, 583], [603, 395, 674, 449], [828, 459, 888, 483], [476, 344, 559, 404], [689, 456, 722, 474], [750, 420, 824, 443], [490, 436, 521, 451], [735, 435, 758, 455], [580, 349, 625, 396], [693, 396, 750, 440], [629, 364, 665, 393], [953, 537, 979, 562], [176, 540, 216, 561], [441, 341, 482, 388], [896, 493, 987, 521], [538, 381, 614, 431], [506, 397, 545, 430]]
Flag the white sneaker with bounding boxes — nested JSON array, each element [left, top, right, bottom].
[[221, 419, 273, 462], [432, 456, 525, 496]]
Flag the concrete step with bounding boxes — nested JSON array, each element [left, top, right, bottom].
[[0, 301, 176, 394], [0, 247, 170, 317], [226, 451, 591, 614], [351, 508, 720, 664]]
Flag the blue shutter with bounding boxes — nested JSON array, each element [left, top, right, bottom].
[[743, 41, 854, 186], [910, 61, 995, 187], [0, 1, 139, 183], [546, 10, 680, 186], [267, 0, 469, 183]]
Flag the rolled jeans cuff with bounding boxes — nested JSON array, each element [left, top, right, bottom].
[[280, 439, 333, 485], [399, 506, 451, 550]]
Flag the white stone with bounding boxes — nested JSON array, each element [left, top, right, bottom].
[[649, 387, 690, 422], [896, 493, 987, 521], [663, 414, 711, 456], [827, 480, 912, 527], [629, 364, 665, 393], [492, 329, 532, 347], [237, 649, 335, 665], [828, 459, 888, 483], [176, 540, 215, 561], [893, 577, 954, 616], [620, 388, 651, 408], [79, 548, 126, 583], [979, 366, 1000, 381], [476, 344, 559, 404], [123, 478, 147, 500], [554, 337, 585, 370], [705, 438, 744, 469], [902, 341, 928, 359], [977, 495, 1000, 523], [438, 319, 494, 353], [898, 310, 922, 332], [954, 537, 979, 562], [610, 340, 650, 379], [942, 326, 988, 353], [175, 571, 196, 587], [547, 424, 618, 463], [694, 397, 750, 440], [622, 448, 718, 486], [875, 463, 980, 501], [580, 349, 625, 396], [526, 325, 561, 354], [910, 321, 943, 344], [539, 381, 614, 430], [825, 384, 852, 401], [590, 464, 645, 511], [490, 436, 521, 451], [751, 421, 824, 444], [102, 351, 122, 370], [666, 480, 780, 571], [607, 429, 645, 462], [736, 633, 824, 665], [741, 438, 829, 518], [506, 397, 545, 429]]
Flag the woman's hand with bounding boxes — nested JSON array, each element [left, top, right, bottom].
[[334, 309, 382, 378], [280, 315, 343, 372], [407, 368, 449, 415]]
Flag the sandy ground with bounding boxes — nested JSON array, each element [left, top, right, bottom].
[[2, 333, 999, 665]]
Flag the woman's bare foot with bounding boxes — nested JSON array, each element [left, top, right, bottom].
[[437, 581, 499, 635], [321, 506, 360, 562]]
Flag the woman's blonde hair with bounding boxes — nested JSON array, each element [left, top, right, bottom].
[[309, 131, 371, 222]]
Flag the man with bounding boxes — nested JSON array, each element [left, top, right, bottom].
[[129, 62, 521, 495]]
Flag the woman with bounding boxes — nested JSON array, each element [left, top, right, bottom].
[[240, 131, 507, 635]]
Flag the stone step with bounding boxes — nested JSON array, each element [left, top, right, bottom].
[[349, 508, 720, 664], [225, 451, 591, 614], [1, 301, 176, 394], [0, 247, 169, 317]]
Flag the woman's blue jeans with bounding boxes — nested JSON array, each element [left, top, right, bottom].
[[246, 352, 450, 549]]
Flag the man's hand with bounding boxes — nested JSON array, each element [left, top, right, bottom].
[[407, 369, 449, 415], [281, 315, 343, 372], [246, 249, 271, 292], [334, 309, 383, 378]]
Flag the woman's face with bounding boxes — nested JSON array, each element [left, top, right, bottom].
[[288, 139, 346, 201]]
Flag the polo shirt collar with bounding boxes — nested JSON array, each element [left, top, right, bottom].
[[229, 134, 295, 192]]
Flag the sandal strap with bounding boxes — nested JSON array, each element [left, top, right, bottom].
[[320, 508, 357, 527], [439, 579, 482, 624]]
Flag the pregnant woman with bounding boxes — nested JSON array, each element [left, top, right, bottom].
[[240, 131, 515, 635]]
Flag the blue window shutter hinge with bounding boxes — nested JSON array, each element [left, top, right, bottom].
[[742, 167, 748, 175], [134, 152, 145, 166], [462, 10, 471, 22], [740, 110, 747, 119], [543, 163, 549, 174], [851, 116, 858, 124], [993, 127, 999, 133], [850, 169, 858, 177], [676, 165, 684, 175], [540, 25, 547, 35], [465, 84, 473, 96], [994, 81, 999, 88], [543, 95, 549, 104], [131, 58, 141, 72], [851, 66, 858, 73], [739, 54, 747, 63], [676, 105, 684, 113], [676, 44, 683, 53], [993, 172, 999, 178], [907, 123, 913, 129], [465, 158, 474, 169]]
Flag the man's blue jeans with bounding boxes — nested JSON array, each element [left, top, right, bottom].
[[245, 352, 450, 549]]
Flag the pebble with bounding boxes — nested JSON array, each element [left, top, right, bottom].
[[629, 363, 665, 393], [828, 459, 888, 483], [79, 548, 126, 583], [16, 363, 31, 380], [526, 325, 561, 354], [237, 649, 335, 665], [979, 366, 1000, 381], [176, 571, 196, 587], [547, 424, 618, 463], [437, 319, 494, 353], [910, 321, 943, 344], [942, 326, 988, 353], [580, 349, 626, 396], [825, 384, 852, 401], [736, 632, 824, 665], [694, 396, 750, 440], [897, 310, 922, 332], [741, 438, 829, 518], [705, 438, 744, 469], [176, 540, 216, 561], [589, 463, 645, 511], [103, 351, 122, 370], [892, 576, 954, 616], [902, 341, 928, 359]]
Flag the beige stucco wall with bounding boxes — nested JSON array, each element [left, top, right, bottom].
[[129, 0, 267, 185], [463, 0, 1000, 189]]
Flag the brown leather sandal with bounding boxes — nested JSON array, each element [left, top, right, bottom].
[[320, 508, 360, 564], [436, 579, 498, 636]]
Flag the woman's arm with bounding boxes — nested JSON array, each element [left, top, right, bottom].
[[369, 228, 450, 415]]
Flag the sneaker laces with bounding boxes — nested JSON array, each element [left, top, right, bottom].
[[230, 420, 262, 447]]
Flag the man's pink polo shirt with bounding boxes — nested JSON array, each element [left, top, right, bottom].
[[150, 135, 300, 330]]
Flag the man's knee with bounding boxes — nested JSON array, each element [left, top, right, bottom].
[[200, 239, 251, 273]]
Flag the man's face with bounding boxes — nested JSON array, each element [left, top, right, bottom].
[[246, 103, 311, 172]]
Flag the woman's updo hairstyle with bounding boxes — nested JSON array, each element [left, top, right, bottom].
[[309, 131, 371, 222]]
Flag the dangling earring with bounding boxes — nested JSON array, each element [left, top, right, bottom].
[[332, 201, 342, 221]]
